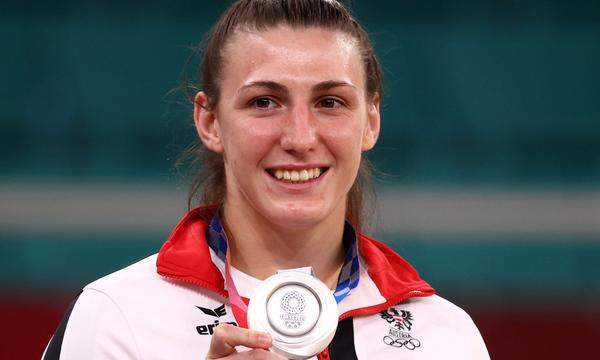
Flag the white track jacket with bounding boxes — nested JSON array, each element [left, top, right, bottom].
[[43, 206, 489, 359]]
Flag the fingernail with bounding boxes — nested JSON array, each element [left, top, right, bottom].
[[259, 333, 271, 346]]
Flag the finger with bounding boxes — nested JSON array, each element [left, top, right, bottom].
[[207, 323, 272, 359], [228, 349, 287, 359]]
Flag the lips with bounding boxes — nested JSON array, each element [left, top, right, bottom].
[[266, 167, 328, 183]]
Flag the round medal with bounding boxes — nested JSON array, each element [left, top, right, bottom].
[[247, 271, 338, 359]]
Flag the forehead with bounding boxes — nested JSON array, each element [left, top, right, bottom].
[[220, 25, 364, 92]]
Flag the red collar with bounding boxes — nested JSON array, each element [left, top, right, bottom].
[[156, 206, 434, 316]]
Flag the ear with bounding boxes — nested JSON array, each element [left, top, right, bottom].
[[194, 91, 224, 153], [361, 93, 381, 151]]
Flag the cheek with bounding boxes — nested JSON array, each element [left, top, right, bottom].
[[222, 117, 279, 169], [321, 119, 365, 160]]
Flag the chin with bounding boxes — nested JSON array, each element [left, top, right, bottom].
[[262, 202, 331, 229]]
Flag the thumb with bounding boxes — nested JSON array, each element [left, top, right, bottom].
[[207, 323, 272, 358]]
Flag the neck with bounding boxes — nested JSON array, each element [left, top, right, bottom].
[[221, 203, 346, 289]]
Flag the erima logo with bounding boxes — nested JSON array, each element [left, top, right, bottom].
[[197, 304, 227, 318], [196, 304, 237, 335]]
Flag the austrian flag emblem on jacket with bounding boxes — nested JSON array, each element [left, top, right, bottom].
[[379, 307, 422, 350]]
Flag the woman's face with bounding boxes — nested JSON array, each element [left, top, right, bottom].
[[195, 25, 380, 229]]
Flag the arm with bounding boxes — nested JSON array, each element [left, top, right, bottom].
[[459, 313, 490, 360], [42, 289, 140, 360]]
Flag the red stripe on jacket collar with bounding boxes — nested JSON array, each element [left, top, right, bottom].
[[156, 206, 434, 305], [358, 233, 434, 300], [156, 206, 226, 297]]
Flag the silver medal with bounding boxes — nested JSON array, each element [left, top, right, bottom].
[[247, 270, 338, 359]]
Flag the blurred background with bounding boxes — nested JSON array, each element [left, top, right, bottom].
[[1, 0, 599, 358]]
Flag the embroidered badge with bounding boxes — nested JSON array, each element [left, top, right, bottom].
[[379, 307, 421, 350]]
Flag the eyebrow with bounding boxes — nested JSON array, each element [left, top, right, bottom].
[[238, 81, 288, 95], [312, 80, 357, 92], [237, 80, 356, 95]]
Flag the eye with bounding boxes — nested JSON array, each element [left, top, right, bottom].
[[250, 97, 278, 110], [318, 97, 344, 109]]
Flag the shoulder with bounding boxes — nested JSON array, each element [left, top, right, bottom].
[[84, 254, 159, 294], [45, 254, 227, 359], [408, 294, 480, 330], [43, 256, 159, 360], [404, 295, 489, 357], [411, 294, 470, 317], [83, 253, 225, 310], [352, 294, 489, 359], [77, 254, 170, 319], [44, 277, 145, 359]]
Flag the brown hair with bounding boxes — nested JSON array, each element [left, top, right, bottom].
[[181, 0, 382, 231]]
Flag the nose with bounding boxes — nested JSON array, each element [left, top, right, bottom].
[[280, 105, 317, 154]]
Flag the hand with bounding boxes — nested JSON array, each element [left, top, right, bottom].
[[206, 323, 286, 359]]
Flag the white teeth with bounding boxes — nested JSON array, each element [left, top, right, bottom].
[[300, 169, 309, 181], [270, 167, 324, 183]]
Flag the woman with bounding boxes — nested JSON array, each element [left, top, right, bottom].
[[44, 1, 489, 359]]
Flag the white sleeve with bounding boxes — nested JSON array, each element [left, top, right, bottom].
[[43, 288, 141, 360], [460, 314, 490, 359]]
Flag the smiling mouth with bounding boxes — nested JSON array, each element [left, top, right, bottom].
[[266, 167, 329, 183]]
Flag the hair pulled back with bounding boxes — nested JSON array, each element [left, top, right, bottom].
[[184, 0, 382, 231]]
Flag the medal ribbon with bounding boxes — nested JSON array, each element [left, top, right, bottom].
[[207, 214, 360, 329]]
